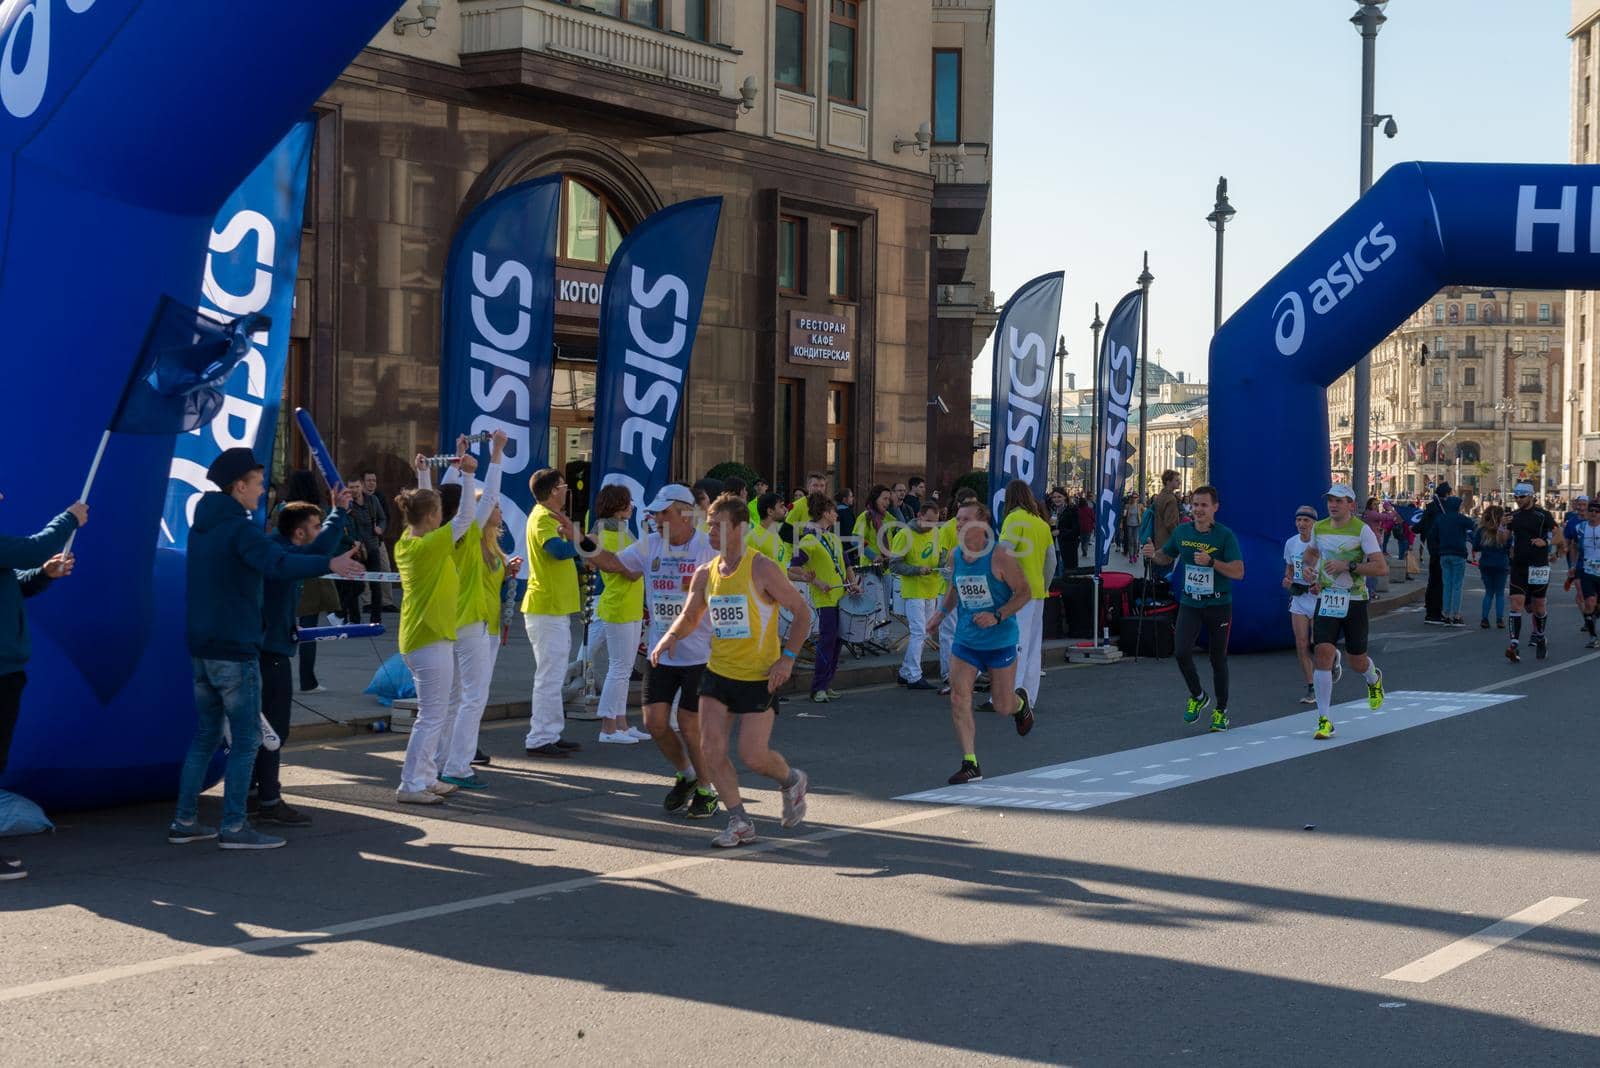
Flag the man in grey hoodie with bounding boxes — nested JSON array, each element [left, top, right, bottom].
[[0, 494, 86, 882]]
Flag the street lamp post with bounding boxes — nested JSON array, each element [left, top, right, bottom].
[[1495, 399, 1514, 495], [1137, 253, 1153, 497], [1568, 388, 1581, 494], [1351, 0, 1394, 504], [1053, 335, 1067, 489], [1206, 177, 1236, 334]]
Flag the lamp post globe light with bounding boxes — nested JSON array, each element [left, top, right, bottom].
[[1206, 177, 1236, 335]]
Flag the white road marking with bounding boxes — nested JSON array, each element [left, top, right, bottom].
[[0, 805, 961, 1005], [898, 692, 1521, 812], [1383, 897, 1587, 983]]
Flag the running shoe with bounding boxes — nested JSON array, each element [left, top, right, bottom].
[[978, 699, 996, 714], [1366, 668, 1385, 710], [810, 691, 830, 704], [219, 826, 287, 851], [167, 821, 219, 844], [1506, 643, 1521, 664], [1313, 716, 1336, 740], [395, 789, 444, 805], [1535, 637, 1548, 661], [1299, 685, 1316, 706], [1, 854, 20, 868], [687, 790, 720, 820], [439, 774, 488, 791], [938, 683, 952, 696], [470, 749, 492, 767], [712, 816, 756, 848], [1209, 709, 1229, 732], [664, 775, 697, 812], [256, 801, 313, 825], [1331, 650, 1343, 685], [624, 727, 653, 741], [780, 769, 810, 828], [1183, 691, 1211, 724], [1587, 637, 1600, 650], [906, 678, 937, 691], [825, 689, 843, 700], [1480, 619, 1490, 629], [947, 760, 983, 785], [598, 732, 640, 744], [0, 856, 24, 882], [427, 780, 458, 796], [1013, 691, 1035, 737]]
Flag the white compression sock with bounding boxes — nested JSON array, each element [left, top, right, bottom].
[[1362, 659, 1380, 684], [1314, 669, 1333, 715]]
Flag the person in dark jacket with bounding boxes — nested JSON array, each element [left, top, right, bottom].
[[1417, 482, 1449, 624], [0, 495, 85, 881], [251, 496, 350, 827], [1434, 496, 1475, 625], [169, 448, 362, 851]]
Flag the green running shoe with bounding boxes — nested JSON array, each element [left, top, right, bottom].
[[1366, 667, 1385, 710], [1314, 715, 1335, 740], [1209, 709, 1229, 732], [1183, 691, 1211, 724]]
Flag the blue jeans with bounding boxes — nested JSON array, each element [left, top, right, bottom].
[[1480, 565, 1508, 623], [175, 657, 262, 832], [1440, 555, 1467, 618]]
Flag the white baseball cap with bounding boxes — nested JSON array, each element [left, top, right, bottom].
[[1325, 484, 1356, 501], [645, 484, 695, 512]]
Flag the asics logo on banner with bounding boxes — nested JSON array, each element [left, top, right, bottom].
[[1096, 337, 1135, 549], [1, 0, 97, 121], [467, 250, 537, 475], [1272, 221, 1397, 356], [991, 325, 1050, 514], [619, 263, 690, 474]]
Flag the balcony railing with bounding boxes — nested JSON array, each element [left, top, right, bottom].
[[931, 142, 991, 186], [460, 0, 735, 98], [1519, 382, 1544, 394]]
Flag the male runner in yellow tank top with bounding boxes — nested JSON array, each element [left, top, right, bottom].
[[654, 493, 815, 847]]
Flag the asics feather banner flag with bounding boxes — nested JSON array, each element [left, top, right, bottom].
[[590, 197, 723, 529], [162, 119, 314, 546], [988, 272, 1064, 520], [1094, 289, 1143, 571], [439, 175, 561, 561]]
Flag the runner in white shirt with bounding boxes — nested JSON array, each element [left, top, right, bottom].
[[1282, 505, 1321, 705], [588, 484, 721, 818]]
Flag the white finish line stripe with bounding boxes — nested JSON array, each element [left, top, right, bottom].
[[898, 691, 1522, 812], [1383, 897, 1587, 983], [0, 806, 958, 1005]]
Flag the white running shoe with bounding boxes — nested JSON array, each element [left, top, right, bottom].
[[713, 817, 756, 848], [427, 780, 459, 796], [598, 731, 640, 745], [396, 789, 443, 805], [624, 726, 652, 741]]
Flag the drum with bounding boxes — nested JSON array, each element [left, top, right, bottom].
[[839, 573, 884, 644], [889, 573, 906, 617], [779, 582, 820, 641]]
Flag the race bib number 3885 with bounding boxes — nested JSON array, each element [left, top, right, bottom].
[[708, 594, 752, 639]]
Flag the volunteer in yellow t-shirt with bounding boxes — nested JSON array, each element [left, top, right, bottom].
[[521, 467, 581, 758], [785, 472, 827, 534], [589, 483, 646, 745], [890, 499, 946, 690], [794, 492, 855, 703], [999, 480, 1057, 706], [393, 444, 480, 804]]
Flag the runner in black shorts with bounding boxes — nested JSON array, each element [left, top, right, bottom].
[[1504, 483, 1562, 663], [1568, 499, 1600, 648], [1304, 485, 1387, 740], [589, 484, 721, 817], [697, 670, 774, 715]]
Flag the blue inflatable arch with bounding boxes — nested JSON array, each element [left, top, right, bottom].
[[1211, 162, 1600, 652], [0, 1, 402, 809]]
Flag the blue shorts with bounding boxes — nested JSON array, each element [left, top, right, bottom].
[[951, 642, 1018, 672]]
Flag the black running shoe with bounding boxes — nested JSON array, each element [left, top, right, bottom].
[[470, 749, 492, 767], [686, 790, 720, 820], [664, 775, 697, 812], [1535, 637, 1548, 660], [1013, 690, 1035, 737], [0, 856, 26, 882], [947, 760, 982, 785], [256, 801, 312, 827]]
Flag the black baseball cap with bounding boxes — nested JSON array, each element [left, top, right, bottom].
[[206, 447, 263, 489]]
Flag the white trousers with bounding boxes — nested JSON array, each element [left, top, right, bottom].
[[1015, 598, 1044, 705], [399, 639, 455, 792], [900, 596, 937, 683], [439, 623, 497, 779], [598, 619, 641, 721], [938, 604, 956, 679], [524, 613, 573, 748]]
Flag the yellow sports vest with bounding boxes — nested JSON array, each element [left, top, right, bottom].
[[892, 525, 943, 600], [520, 504, 580, 615], [1001, 510, 1052, 599], [705, 549, 782, 682], [749, 522, 793, 569], [797, 530, 846, 608], [452, 521, 485, 630], [396, 525, 459, 654], [595, 525, 645, 624]]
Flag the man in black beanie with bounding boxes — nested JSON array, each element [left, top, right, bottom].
[[168, 448, 362, 852]]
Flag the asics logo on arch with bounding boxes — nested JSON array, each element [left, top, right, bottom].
[[1, 0, 98, 121], [1272, 221, 1398, 357]]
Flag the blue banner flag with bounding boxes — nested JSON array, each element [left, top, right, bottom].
[[162, 119, 314, 546], [1094, 289, 1143, 571], [113, 300, 264, 436], [590, 197, 723, 527], [439, 176, 561, 560], [988, 272, 1064, 520]]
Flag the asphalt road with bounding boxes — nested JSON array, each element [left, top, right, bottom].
[[3, 573, 1599, 1065]]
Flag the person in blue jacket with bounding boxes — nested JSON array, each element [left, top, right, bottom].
[[251, 493, 352, 828], [0, 495, 86, 882], [1433, 496, 1477, 626], [169, 448, 363, 852]]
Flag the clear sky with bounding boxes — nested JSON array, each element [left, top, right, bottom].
[[973, 0, 1574, 396]]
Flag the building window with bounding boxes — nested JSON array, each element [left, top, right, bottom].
[[1464, 366, 1477, 386], [827, 1, 860, 104], [778, 215, 805, 294], [775, 378, 802, 494], [1539, 334, 1550, 352], [1465, 303, 1477, 322], [1539, 303, 1552, 322], [1514, 302, 1526, 323], [1512, 335, 1525, 353], [1464, 334, 1476, 353], [1433, 401, 1443, 423], [1447, 303, 1460, 324], [932, 49, 962, 143], [1522, 369, 1541, 388], [776, 0, 808, 91], [1433, 303, 1445, 323], [826, 384, 852, 492], [1433, 367, 1445, 388], [685, 0, 710, 40], [560, 177, 625, 267], [1464, 400, 1476, 422], [829, 224, 857, 300], [1523, 404, 1539, 422], [572, 0, 661, 26]]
